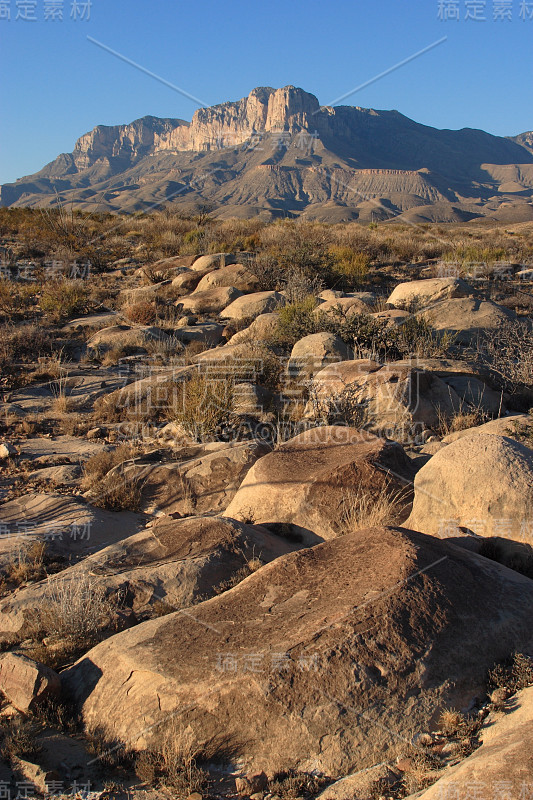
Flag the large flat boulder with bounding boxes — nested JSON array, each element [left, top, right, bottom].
[[442, 413, 531, 443], [387, 277, 474, 309], [220, 291, 286, 321], [171, 268, 207, 294], [309, 363, 464, 442], [228, 313, 279, 344], [6, 369, 138, 414], [421, 298, 517, 345], [0, 516, 302, 640], [105, 440, 271, 516], [0, 493, 147, 571], [224, 426, 415, 542], [406, 433, 533, 542], [194, 263, 259, 293], [173, 322, 225, 345], [190, 253, 240, 272], [314, 295, 370, 318], [86, 325, 171, 357], [62, 526, 533, 777], [177, 286, 243, 315], [288, 333, 352, 379]]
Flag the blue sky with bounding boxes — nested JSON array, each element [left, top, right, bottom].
[[1, 0, 532, 184]]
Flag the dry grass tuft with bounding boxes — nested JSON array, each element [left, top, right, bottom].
[[340, 482, 410, 532]]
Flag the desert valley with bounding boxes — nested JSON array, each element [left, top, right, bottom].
[[0, 77, 532, 800]]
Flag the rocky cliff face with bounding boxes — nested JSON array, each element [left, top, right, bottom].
[[72, 115, 188, 169], [74, 87, 323, 166], [3, 86, 533, 221], [513, 131, 533, 154]]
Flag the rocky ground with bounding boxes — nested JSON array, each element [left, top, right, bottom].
[[0, 210, 532, 799]]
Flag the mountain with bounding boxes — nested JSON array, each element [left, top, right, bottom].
[[2, 86, 533, 223]]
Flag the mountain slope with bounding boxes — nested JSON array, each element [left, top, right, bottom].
[[2, 86, 533, 222]]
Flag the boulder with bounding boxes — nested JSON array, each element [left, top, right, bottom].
[[406, 434, 533, 542], [224, 426, 415, 542], [190, 253, 240, 271], [171, 269, 207, 294], [314, 295, 370, 318], [173, 322, 225, 346], [386, 277, 474, 309], [421, 297, 517, 345], [0, 493, 147, 570], [317, 765, 401, 800], [308, 362, 464, 442], [220, 291, 286, 321], [177, 286, 242, 315], [310, 360, 384, 400], [6, 368, 139, 415], [390, 359, 504, 417], [0, 443, 16, 460], [61, 312, 118, 333], [288, 333, 353, 379], [62, 526, 533, 777], [110, 440, 271, 516], [0, 516, 302, 640], [194, 264, 259, 293], [413, 686, 533, 800], [0, 653, 60, 712], [228, 313, 279, 345], [86, 325, 171, 356], [371, 309, 411, 326], [12, 435, 110, 465], [119, 281, 171, 305]]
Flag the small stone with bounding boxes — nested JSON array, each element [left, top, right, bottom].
[[0, 443, 16, 460], [395, 757, 414, 772], [236, 772, 268, 796], [187, 793, 203, 800]]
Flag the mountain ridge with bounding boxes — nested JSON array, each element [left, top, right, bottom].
[[2, 85, 533, 223]]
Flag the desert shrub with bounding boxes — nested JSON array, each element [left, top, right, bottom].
[[323, 310, 398, 360], [0, 279, 36, 319], [329, 245, 371, 288], [35, 572, 120, 641], [181, 228, 206, 254], [123, 301, 157, 324], [40, 279, 89, 322], [478, 319, 533, 401], [172, 371, 234, 441], [488, 652, 533, 693], [394, 314, 456, 358], [82, 443, 138, 488], [283, 268, 324, 304], [273, 296, 321, 348], [0, 323, 52, 370], [1, 540, 48, 589], [438, 708, 465, 736], [135, 722, 209, 792], [247, 251, 284, 291], [90, 471, 143, 512], [1, 718, 42, 762], [268, 770, 327, 800]]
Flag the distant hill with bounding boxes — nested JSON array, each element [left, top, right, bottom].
[[2, 86, 533, 222]]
